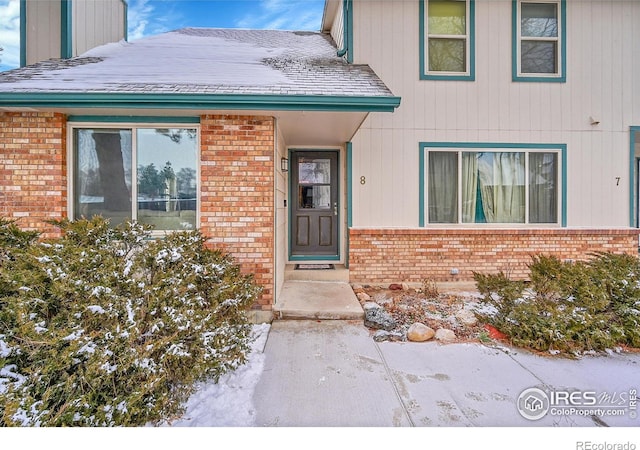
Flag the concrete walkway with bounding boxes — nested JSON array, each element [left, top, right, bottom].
[[253, 320, 640, 427], [274, 281, 364, 320]]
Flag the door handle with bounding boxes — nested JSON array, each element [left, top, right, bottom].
[[333, 202, 338, 216]]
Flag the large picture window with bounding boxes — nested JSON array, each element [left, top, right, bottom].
[[420, 0, 475, 81], [421, 144, 564, 225], [513, 0, 566, 82], [72, 126, 198, 230]]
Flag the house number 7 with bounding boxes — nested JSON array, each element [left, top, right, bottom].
[[616, 177, 620, 186], [360, 176, 366, 185]]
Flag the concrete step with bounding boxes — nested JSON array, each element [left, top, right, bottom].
[[274, 280, 364, 320], [284, 264, 349, 282]]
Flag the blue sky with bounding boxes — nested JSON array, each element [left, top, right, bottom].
[[0, 0, 326, 71]]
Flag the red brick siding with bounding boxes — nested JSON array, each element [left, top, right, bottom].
[[199, 115, 275, 310], [0, 112, 67, 238], [349, 228, 640, 283]]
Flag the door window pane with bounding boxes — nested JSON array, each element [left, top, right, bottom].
[[136, 129, 198, 230], [74, 129, 132, 227], [428, 0, 466, 35], [299, 186, 331, 209], [298, 159, 331, 184]]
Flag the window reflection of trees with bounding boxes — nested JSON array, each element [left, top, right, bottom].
[[520, 5, 558, 74], [429, 38, 466, 72], [521, 41, 556, 73], [427, 1, 466, 73], [75, 128, 197, 229]]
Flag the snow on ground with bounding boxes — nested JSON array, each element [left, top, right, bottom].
[[166, 323, 270, 427]]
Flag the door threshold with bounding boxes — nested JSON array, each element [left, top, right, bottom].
[[285, 264, 349, 282], [295, 264, 335, 270]]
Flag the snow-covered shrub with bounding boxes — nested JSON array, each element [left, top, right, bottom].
[[0, 218, 39, 267], [474, 253, 640, 354], [0, 217, 260, 426]]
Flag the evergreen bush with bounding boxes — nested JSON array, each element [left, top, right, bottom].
[[0, 217, 260, 426], [474, 253, 640, 354]]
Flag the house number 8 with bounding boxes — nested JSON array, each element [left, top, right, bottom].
[[360, 176, 366, 185]]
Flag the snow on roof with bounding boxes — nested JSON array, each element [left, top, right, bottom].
[[0, 28, 394, 98]]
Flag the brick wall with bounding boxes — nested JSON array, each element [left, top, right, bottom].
[[349, 228, 640, 283], [199, 115, 275, 310], [0, 112, 67, 238]]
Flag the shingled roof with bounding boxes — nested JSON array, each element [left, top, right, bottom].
[[0, 28, 394, 99]]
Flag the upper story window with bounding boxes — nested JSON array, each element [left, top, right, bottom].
[[71, 126, 198, 231], [420, 0, 475, 81], [513, 0, 566, 82]]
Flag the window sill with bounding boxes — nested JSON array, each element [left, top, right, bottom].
[[421, 73, 475, 82], [513, 74, 566, 83]]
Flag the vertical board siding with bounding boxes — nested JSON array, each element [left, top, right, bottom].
[[73, 0, 126, 56], [330, 0, 345, 51], [351, 0, 640, 228], [274, 122, 288, 301], [25, 1, 61, 65]]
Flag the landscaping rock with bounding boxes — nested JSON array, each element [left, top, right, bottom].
[[435, 328, 457, 342], [351, 284, 365, 294], [372, 292, 393, 306], [407, 322, 435, 342], [363, 302, 397, 331], [389, 283, 403, 290], [401, 282, 410, 291], [356, 292, 371, 302], [455, 308, 478, 326], [373, 330, 405, 342]]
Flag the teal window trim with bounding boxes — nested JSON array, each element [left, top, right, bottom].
[[68, 115, 200, 124], [419, 141, 567, 227], [122, 0, 129, 42], [19, 0, 27, 67], [345, 141, 352, 269], [336, 0, 353, 63], [419, 0, 476, 81], [512, 0, 566, 83], [630, 127, 640, 228], [346, 142, 353, 228], [0, 93, 401, 113], [61, 0, 73, 59]]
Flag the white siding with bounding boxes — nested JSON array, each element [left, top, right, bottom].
[[73, 0, 126, 56], [330, 0, 345, 50], [25, 1, 61, 65], [351, 0, 640, 228], [274, 121, 288, 301]]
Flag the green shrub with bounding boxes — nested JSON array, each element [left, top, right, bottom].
[[474, 253, 640, 354], [0, 217, 261, 426]]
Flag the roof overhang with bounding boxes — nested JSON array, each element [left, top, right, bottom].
[[0, 93, 401, 146], [0, 93, 400, 113]]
